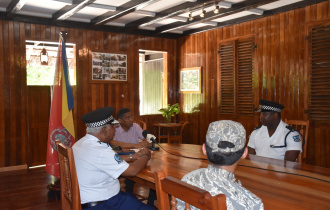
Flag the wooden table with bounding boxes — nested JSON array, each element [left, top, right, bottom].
[[153, 123, 183, 143], [127, 144, 330, 209]]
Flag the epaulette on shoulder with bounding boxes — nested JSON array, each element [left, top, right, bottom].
[[285, 125, 296, 132], [254, 125, 262, 130]]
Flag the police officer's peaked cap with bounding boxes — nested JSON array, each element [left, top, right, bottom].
[[256, 99, 284, 113], [81, 106, 119, 128]]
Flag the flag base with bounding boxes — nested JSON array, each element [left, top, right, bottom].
[[47, 178, 61, 191]]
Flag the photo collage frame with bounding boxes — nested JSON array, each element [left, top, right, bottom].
[[92, 52, 127, 81]]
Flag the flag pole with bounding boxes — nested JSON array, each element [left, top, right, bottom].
[[46, 31, 75, 191]]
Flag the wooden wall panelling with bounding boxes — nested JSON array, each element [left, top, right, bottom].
[[197, 32, 206, 145], [3, 21, 9, 166], [76, 29, 86, 140], [11, 21, 18, 165], [297, 8, 306, 120], [289, 10, 297, 120], [129, 35, 138, 119], [27, 86, 51, 166], [254, 19, 263, 104], [0, 21, 4, 167], [14, 21, 22, 165], [270, 15, 278, 103], [20, 21, 28, 165], [205, 30, 213, 131]]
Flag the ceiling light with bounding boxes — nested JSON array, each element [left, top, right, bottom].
[[189, 12, 194, 21], [214, 6, 220, 14], [200, 10, 206, 18]]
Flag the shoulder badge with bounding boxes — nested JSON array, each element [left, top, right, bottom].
[[293, 135, 301, 142], [114, 154, 123, 164]]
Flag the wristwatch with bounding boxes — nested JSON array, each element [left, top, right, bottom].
[[129, 154, 133, 160]]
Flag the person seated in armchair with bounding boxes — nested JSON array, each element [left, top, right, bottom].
[[110, 108, 150, 148], [110, 108, 156, 206]]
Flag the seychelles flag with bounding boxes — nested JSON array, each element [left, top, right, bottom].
[[46, 33, 75, 178]]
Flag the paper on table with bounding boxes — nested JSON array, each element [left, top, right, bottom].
[[130, 149, 140, 153]]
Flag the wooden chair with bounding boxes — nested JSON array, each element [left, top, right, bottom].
[[168, 121, 189, 144], [154, 170, 226, 210], [137, 120, 147, 130], [56, 141, 81, 210], [284, 119, 310, 163]]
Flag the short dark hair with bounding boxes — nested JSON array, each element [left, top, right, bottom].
[[205, 142, 245, 166], [117, 108, 130, 119]]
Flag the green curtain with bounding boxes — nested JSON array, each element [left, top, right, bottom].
[[140, 59, 163, 115]]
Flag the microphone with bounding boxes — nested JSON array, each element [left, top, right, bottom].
[[142, 130, 159, 151]]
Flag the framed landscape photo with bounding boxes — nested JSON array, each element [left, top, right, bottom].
[[180, 67, 202, 93], [91, 51, 127, 82]]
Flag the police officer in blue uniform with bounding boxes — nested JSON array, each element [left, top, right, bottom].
[[248, 100, 302, 162]]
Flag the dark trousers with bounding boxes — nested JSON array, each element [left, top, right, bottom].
[[85, 191, 154, 210], [125, 179, 157, 206]]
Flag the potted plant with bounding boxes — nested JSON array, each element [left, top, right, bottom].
[[158, 103, 180, 123]]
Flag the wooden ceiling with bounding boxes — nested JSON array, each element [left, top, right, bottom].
[[0, 0, 327, 39]]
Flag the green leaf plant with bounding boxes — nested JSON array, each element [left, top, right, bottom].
[[158, 103, 180, 123]]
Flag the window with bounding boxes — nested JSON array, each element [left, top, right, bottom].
[[218, 37, 254, 116], [308, 23, 330, 120], [26, 40, 76, 86], [139, 50, 167, 115]]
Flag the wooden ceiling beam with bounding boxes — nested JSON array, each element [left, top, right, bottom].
[[5, 0, 28, 18], [91, 0, 158, 26], [52, 0, 96, 21]]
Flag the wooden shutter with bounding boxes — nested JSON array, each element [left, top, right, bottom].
[[309, 24, 330, 120], [237, 39, 254, 115], [218, 38, 254, 116], [219, 43, 235, 114]]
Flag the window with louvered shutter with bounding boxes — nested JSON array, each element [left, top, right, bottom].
[[218, 38, 254, 116], [237, 39, 254, 115], [309, 24, 330, 120], [219, 43, 235, 114]]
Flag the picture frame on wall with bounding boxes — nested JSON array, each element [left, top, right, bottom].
[[179, 67, 202, 93], [91, 51, 127, 82]]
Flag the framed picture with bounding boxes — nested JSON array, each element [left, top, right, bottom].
[[91, 51, 127, 82], [180, 67, 202, 93]]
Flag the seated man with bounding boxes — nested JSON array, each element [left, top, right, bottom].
[[111, 108, 156, 205], [72, 106, 154, 210], [248, 99, 302, 162], [177, 120, 264, 210], [110, 108, 150, 148]]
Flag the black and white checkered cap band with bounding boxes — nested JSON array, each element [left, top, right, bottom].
[[260, 105, 282, 113], [86, 115, 115, 128]]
